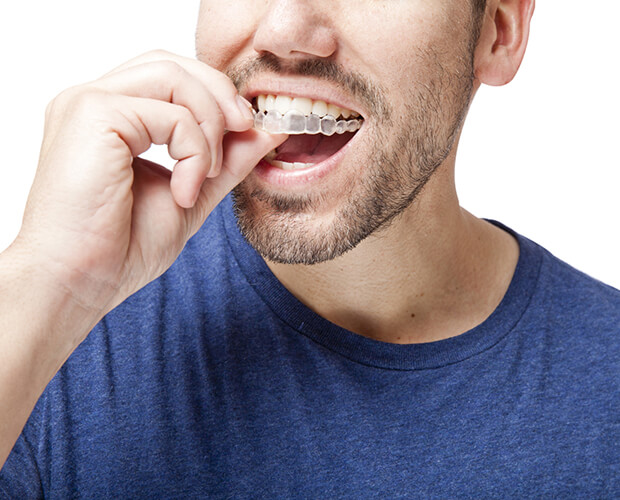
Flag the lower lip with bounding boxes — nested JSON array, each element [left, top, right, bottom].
[[252, 127, 362, 188]]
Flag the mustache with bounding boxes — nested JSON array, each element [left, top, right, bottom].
[[226, 53, 391, 117]]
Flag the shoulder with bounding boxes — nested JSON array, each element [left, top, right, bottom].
[[495, 221, 620, 331], [533, 241, 620, 328], [513, 233, 620, 374], [491, 222, 620, 374]]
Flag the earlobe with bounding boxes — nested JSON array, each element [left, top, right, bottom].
[[474, 0, 535, 86]]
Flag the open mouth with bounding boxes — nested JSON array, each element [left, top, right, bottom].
[[251, 94, 364, 171]]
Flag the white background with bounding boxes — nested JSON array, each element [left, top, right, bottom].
[[1, 1, 619, 287]]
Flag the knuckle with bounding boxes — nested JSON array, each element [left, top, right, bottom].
[[42, 86, 114, 132], [155, 59, 182, 73], [44, 98, 57, 122], [160, 60, 187, 80], [201, 115, 225, 144], [46, 86, 87, 120], [144, 60, 187, 88], [48, 87, 75, 113], [63, 87, 107, 116], [174, 105, 194, 123], [146, 48, 173, 60]]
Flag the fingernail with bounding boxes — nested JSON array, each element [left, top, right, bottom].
[[236, 95, 255, 122]]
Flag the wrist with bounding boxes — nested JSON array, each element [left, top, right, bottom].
[[0, 239, 109, 366], [0, 239, 110, 468]]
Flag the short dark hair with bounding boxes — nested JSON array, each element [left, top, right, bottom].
[[472, 0, 487, 16], [470, 0, 487, 48]]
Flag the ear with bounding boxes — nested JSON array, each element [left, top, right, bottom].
[[474, 0, 536, 86]]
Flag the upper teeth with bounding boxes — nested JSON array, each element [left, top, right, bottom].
[[256, 94, 360, 120], [253, 94, 363, 136]]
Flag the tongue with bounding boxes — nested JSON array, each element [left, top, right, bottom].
[[275, 132, 355, 164]]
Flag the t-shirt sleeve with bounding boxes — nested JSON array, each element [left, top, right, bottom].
[[0, 433, 44, 499]]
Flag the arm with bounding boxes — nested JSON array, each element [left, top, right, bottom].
[[0, 50, 286, 468], [0, 243, 104, 468]]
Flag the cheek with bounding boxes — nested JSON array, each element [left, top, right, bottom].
[[340, 6, 437, 80], [342, 6, 470, 108], [196, 2, 258, 70]]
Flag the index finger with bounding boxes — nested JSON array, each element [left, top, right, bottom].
[[102, 50, 253, 133]]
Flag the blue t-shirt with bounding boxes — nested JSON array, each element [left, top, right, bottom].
[[1, 196, 619, 498]]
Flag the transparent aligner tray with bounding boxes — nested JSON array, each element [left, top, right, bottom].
[[254, 110, 362, 135]]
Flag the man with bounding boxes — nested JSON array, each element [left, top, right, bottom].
[[0, 0, 617, 497]]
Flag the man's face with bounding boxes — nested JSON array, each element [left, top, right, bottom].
[[197, 1, 481, 264]]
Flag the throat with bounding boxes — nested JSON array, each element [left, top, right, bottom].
[[267, 215, 521, 346]]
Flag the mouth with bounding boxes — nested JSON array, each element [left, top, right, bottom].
[[251, 94, 365, 172]]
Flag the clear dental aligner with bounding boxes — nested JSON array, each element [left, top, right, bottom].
[[252, 95, 363, 135], [254, 109, 363, 135]]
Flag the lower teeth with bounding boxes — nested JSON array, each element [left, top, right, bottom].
[[262, 150, 314, 171], [271, 159, 315, 170], [254, 110, 362, 135]]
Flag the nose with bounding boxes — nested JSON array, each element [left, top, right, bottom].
[[253, 0, 338, 60]]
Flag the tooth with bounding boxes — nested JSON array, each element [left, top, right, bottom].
[[275, 95, 292, 115], [327, 103, 340, 118], [256, 94, 362, 123], [320, 115, 337, 136], [311, 100, 328, 117], [257, 95, 267, 112], [263, 110, 282, 133], [282, 110, 306, 134], [336, 120, 348, 134], [268, 158, 315, 170], [253, 94, 364, 136], [254, 111, 265, 129], [255, 94, 363, 124], [292, 97, 313, 115], [305, 114, 321, 134], [265, 94, 276, 110], [347, 119, 361, 132]]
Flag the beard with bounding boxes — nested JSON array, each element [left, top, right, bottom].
[[227, 44, 476, 265]]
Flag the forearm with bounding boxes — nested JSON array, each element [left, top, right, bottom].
[[0, 242, 105, 468], [0, 50, 284, 472]]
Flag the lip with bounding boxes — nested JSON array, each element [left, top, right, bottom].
[[252, 120, 365, 189], [242, 76, 367, 119], [241, 75, 367, 189]]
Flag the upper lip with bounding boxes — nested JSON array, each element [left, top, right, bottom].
[[242, 76, 366, 119]]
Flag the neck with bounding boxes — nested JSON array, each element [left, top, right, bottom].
[[266, 159, 519, 344]]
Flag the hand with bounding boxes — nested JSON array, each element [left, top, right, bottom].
[[14, 50, 285, 321]]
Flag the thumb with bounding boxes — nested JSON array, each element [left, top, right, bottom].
[[185, 129, 287, 233]]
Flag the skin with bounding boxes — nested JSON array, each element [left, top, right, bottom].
[[212, 1, 478, 267], [197, 0, 533, 342], [0, 0, 534, 469]]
